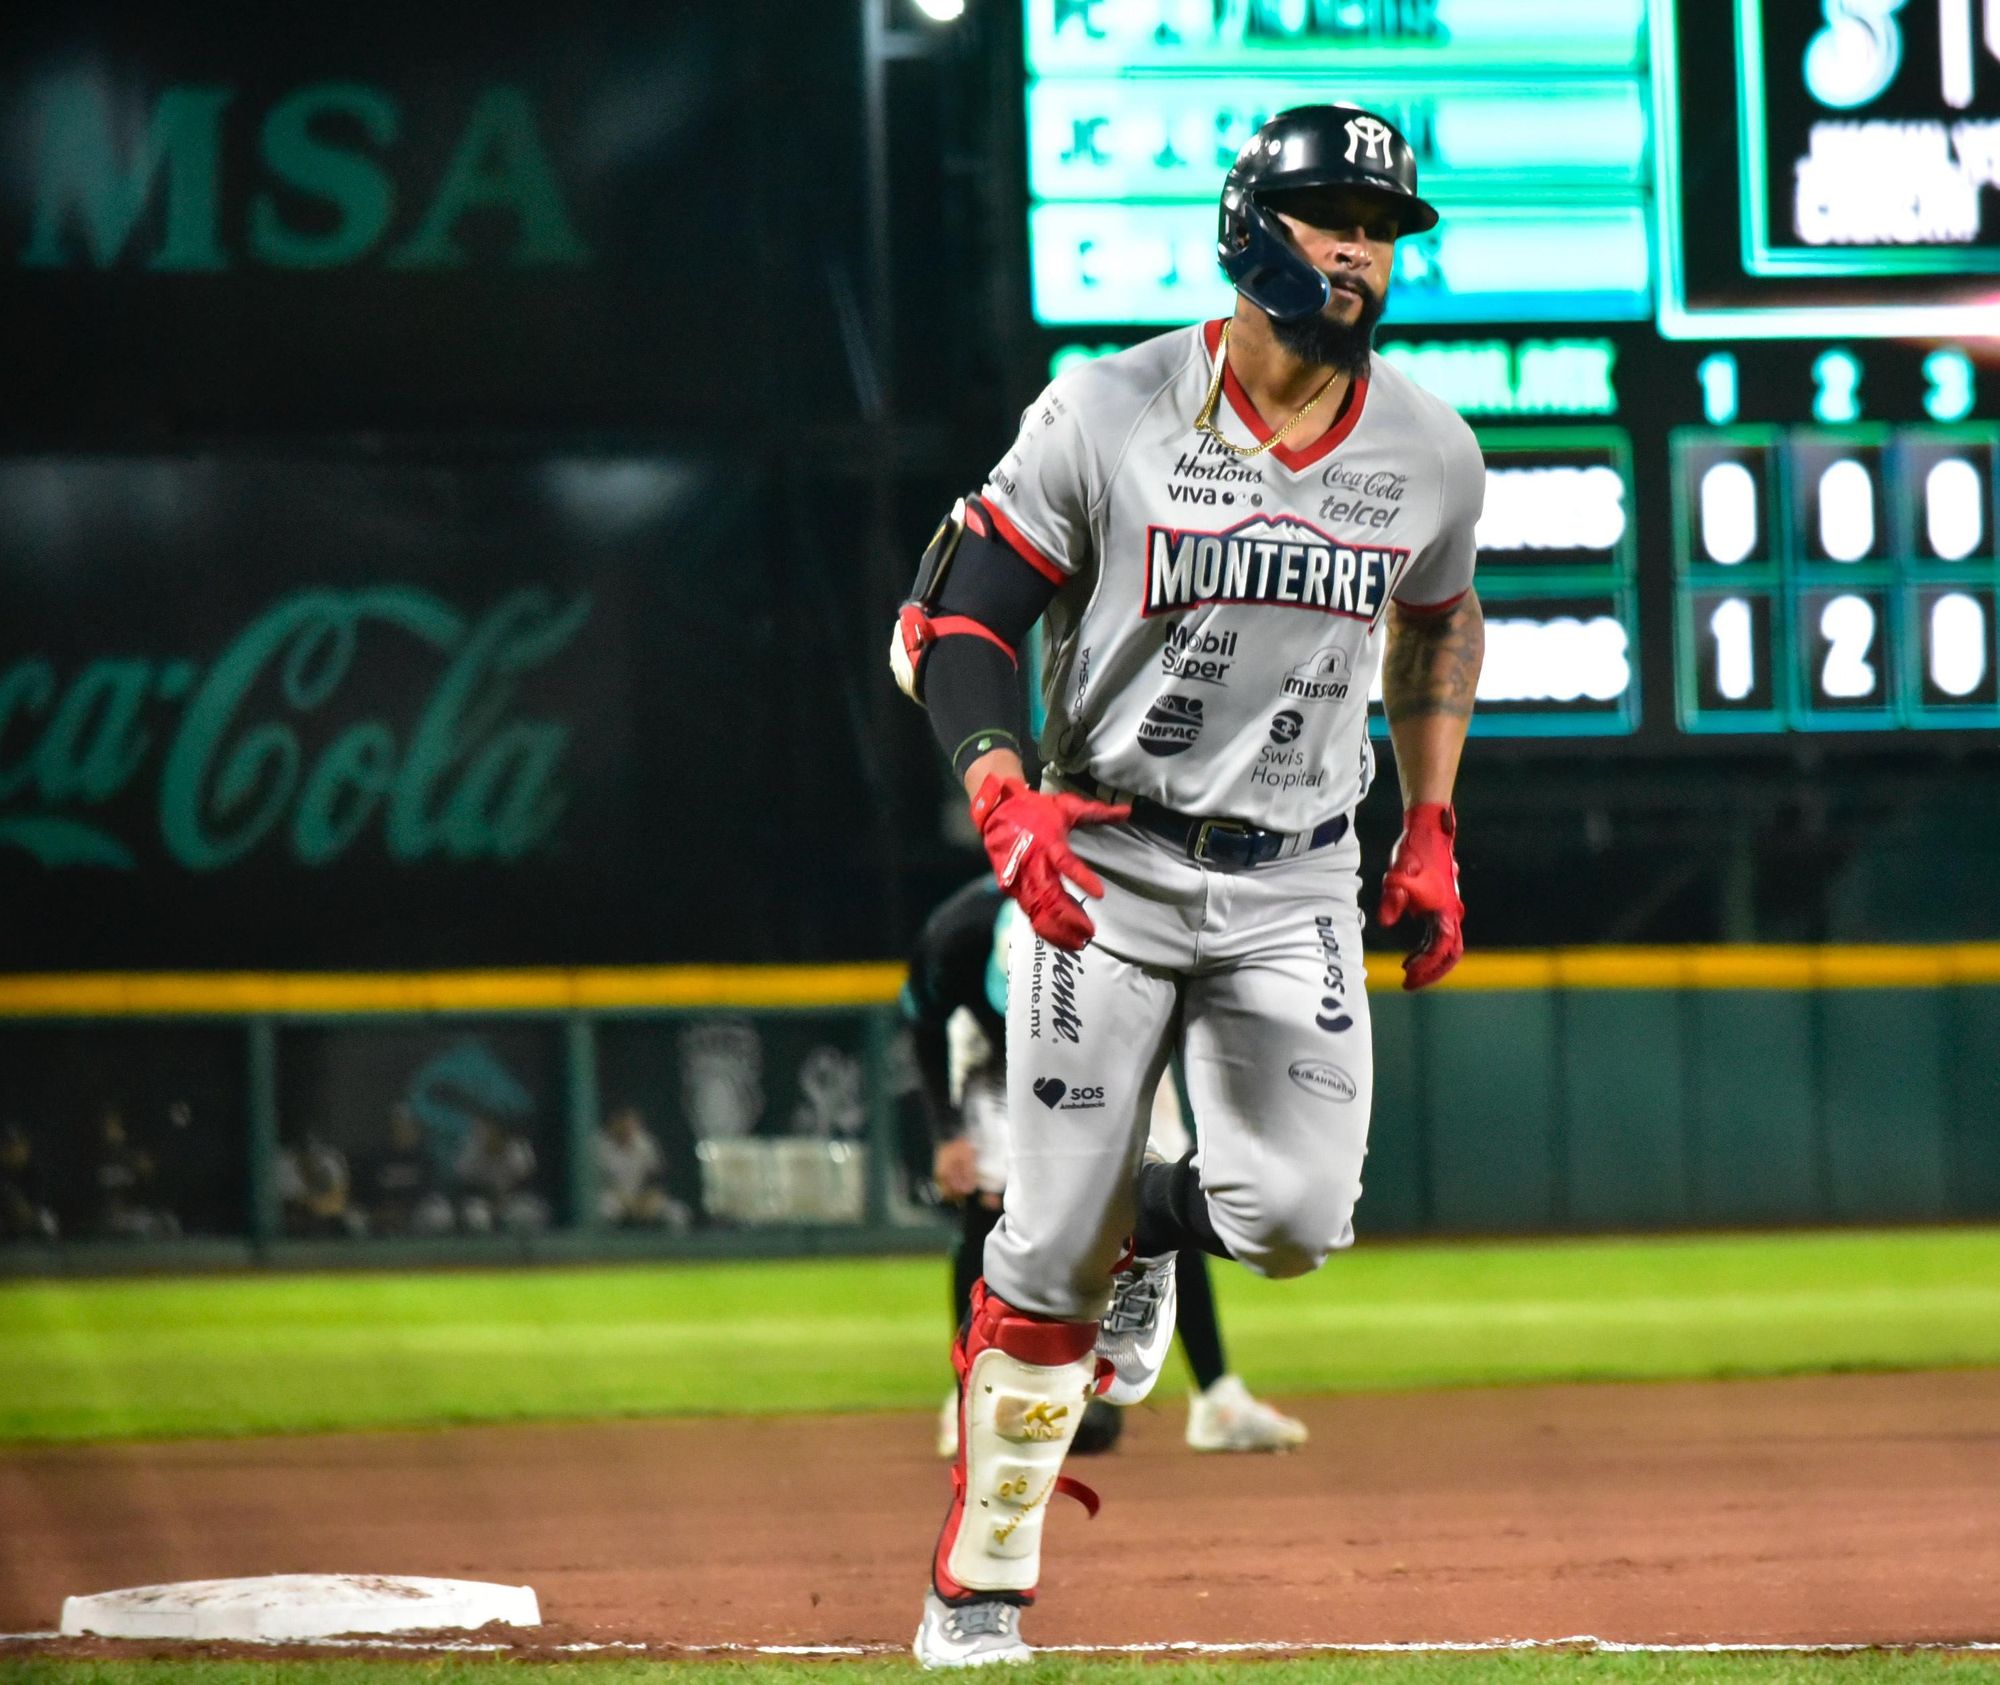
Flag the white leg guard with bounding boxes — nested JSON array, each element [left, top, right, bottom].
[[931, 1281, 1102, 1603]]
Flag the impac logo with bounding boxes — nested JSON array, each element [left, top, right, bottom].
[[1144, 513, 1408, 623], [1137, 694, 1204, 756]]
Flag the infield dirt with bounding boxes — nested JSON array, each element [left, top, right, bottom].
[[3, 1369, 1996, 1652]]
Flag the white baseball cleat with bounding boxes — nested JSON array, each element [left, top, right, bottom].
[[1094, 1250, 1177, 1405], [1185, 1373, 1309, 1453], [914, 1591, 1031, 1668], [936, 1388, 960, 1461]]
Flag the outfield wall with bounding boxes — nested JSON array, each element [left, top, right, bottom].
[[1363, 947, 2000, 1235], [2, 944, 1997, 1273]]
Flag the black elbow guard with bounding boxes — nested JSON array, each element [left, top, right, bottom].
[[890, 496, 979, 704], [889, 495, 1057, 705]]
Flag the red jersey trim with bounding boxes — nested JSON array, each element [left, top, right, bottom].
[[1201, 318, 1368, 472], [983, 501, 1068, 585], [930, 615, 1018, 664], [1392, 588, 1469, 618]]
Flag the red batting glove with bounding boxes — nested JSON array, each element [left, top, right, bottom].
[[1378, 803, 1464, 991], [971, 775, 1130, 952]]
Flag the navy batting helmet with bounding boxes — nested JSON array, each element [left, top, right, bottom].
[[1217, 104, 1439, 322]]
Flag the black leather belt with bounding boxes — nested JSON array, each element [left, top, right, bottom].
[[1087, 786, 1350, 871]]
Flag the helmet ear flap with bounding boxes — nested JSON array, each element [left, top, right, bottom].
[[1218, 195, 1331, 323]]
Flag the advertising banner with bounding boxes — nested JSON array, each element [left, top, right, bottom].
[[0, 4, 856, 433], [0, 454, 875, 967]]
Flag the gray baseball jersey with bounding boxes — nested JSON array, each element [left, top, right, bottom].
[[982, 320, 1483, 831]]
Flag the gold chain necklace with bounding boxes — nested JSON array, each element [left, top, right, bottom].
[[1193, 321, 1341, 459]]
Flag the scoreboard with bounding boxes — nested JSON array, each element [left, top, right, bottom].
[[1022, 0, 2000, 740], [1675, 420, 1999, 729]]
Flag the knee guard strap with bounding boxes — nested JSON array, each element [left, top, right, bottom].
[[933, 1279, 1104, 1603]]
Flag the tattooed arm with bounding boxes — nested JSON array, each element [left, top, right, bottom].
[[1380, 589, 1484, 807]]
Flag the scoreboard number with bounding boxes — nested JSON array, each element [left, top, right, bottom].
[[1926, 459, 1985, 560], [1911, 585, 2000, 711], [1697, 353, 1741, 425], [1817, 594, 1881, 700], [1790, 440, 1890, 565], [1817, 459, 1876, 562], [1923, 350, 1977, 422], [1927, 592, 1988, 696], [1799, 587, 1895, 719], [1711, 597, 1758, 700], [1686, 589, 1780, 725], [1680, 438, 1780, 571], [1811, 351, 1862, 424], [1898, 436, 1998, 563], [1700, 461, 1761, 564]]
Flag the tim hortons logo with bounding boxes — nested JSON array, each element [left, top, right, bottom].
[[1144, 514, 1408, 623]]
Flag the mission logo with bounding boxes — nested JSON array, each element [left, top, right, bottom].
[[1143, 513, 1409, 623], [1284, 646, 1352, 703]]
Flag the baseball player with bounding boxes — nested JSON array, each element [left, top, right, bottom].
[[891, 105, 1484, 1665], [902, 876, 1310, 1461]]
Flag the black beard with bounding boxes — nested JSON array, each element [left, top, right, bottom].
[[1269, 285, 1384, 379]]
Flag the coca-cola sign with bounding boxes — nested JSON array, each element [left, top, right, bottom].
[[0, 588, 589, 872], [0, 452, 896, 970]]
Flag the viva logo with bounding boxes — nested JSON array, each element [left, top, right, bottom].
[[0, 587, 590, 871]]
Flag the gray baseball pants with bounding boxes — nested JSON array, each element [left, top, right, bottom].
[[981, 816, 1373, 1322]]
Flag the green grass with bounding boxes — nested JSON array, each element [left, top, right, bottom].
[[3, 1653, 1998, 1685], [2, 1227, 1998, 1444]]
